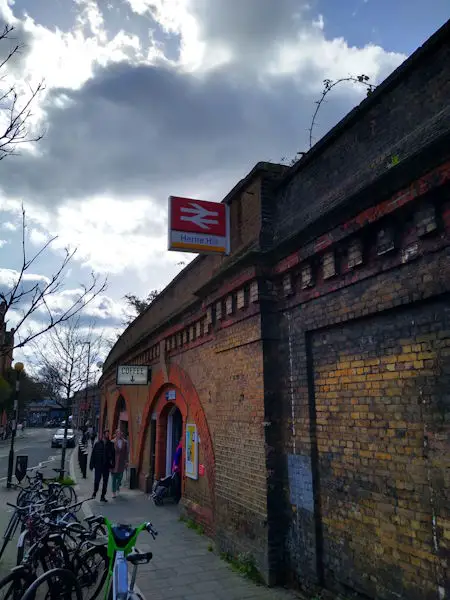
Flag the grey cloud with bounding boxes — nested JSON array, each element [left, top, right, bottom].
[[0, 59, 329, 207], [0, 0, 406, 213]]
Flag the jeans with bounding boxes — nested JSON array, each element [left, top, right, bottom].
[[93, 468, 110, 498], [111, 472, 124, 493]]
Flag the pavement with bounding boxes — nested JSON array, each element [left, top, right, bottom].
[[70, 450, 303, 600], [0, 427, 74, 579]]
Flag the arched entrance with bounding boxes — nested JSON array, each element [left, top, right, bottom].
[[136, 365, 215, 515], [165, 405, 182, 476]]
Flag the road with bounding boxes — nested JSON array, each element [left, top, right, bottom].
[[0, 427, 74, 578], [0, 427, 73, 483]]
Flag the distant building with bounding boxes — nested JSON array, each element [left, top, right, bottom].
[[0, 301, 14, 378], [71, 385, 100, 431], [26, 399, 65, 426]]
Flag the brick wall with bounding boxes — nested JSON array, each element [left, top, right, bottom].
[[104, 165, 285, 371], [273, 21, 450, 246], [310, 302, 449, 599], [101, 293, 271, 579], [98, 23, 450, 598], [167, 312, 270, 573], [274, 183, 450, 598]]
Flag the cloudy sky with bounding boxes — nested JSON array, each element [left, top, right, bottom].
[[0, 0, 448, 364]]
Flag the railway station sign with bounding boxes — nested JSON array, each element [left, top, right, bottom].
[[168, 196, 230, 255], [116, 365, 151, 385]]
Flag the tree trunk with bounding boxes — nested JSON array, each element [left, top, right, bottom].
[[59, 406, 70, 479]]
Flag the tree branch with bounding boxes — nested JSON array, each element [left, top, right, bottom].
[[308, 75, 375, 149], [0, 24, 44, 159], [282, 74, 376, 166], [0, 207, 108, 356]]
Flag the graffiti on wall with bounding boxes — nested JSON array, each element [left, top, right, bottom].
[[288, 453, 314, 512]]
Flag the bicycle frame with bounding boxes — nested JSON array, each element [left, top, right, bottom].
[[103, 518, 148, 600]]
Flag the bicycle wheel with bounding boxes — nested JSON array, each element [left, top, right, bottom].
[[16, 530, 33, 566], [92, 523, 107, 539], [0, 514, 18, 561], [57, 485, 77, 506], [0, 568, 33, 600], [21, 568, 82, 600], [34, 535, 71, 579], [73, 545, 108, 600]]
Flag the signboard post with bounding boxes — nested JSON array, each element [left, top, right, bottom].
[[168, 196, 230, 255], [185, 423, 198, 480], [15, 455, 28, 483], [116, 366, 151, 386]]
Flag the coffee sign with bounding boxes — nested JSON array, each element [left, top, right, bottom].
[[116, 365, 151, 385]]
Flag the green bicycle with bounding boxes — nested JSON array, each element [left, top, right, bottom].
[[98, 517, 158, 600]]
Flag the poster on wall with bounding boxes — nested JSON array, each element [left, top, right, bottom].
[[185, 423, 198, 480]]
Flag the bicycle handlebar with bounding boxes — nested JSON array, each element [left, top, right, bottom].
[[7, 501, 47, 511], [146, 522, 158, 539], [49, 500, 85, 515]]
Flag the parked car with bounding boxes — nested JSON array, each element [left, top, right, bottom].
[[51, 428, 76, 448]]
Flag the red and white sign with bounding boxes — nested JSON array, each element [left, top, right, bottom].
[[168, 196, 230, 255]]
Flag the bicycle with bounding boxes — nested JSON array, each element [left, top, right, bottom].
[[21, 567, 83, 600], [16, 468, 77, 509], [15, 500, 85, 564], [0, 499, 49, 562], [100, 517, 158, 600], [33, 468, 78, 506], [0, 513, 107, 600]]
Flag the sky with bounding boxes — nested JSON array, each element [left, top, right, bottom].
[[0, 0, 448, 368]]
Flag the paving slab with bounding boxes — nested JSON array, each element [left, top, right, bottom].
[[70, 451, 304, 600]]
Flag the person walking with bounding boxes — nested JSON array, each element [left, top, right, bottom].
[[89, 429, 115, 502], [78, 426, 89, 479], [111, 429, 129, 499], [172, 439, 182, 504]]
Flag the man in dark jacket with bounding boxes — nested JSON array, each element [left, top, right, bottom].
[[89, 429, 115, 502]]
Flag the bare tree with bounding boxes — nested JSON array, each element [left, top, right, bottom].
[[0, 24, 44, 160], [103, 289, 160, 350], [0, 206, 108, 356], [122, 289, 159, 325], [33, 317, 103, 476]]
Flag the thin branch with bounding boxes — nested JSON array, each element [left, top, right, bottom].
[[0, 207, 108, 356], [282, 74, 376, 166], [0, 24, 45, 159], [309, 75, 375, 149], [32, 317, 102, 406]]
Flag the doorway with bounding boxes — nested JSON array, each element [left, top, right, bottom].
[[149, 418, 157, 483], [119, 419, 129, 439], [117, 396, 128, 439], [165, 406, 183, 476]]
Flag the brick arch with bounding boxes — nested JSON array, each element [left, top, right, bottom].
[[137, 364, 215, 509], [154, 396, 188, 486]]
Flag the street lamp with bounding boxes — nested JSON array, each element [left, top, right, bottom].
[[82, 342, 91, 428], [7, 362, 24, 489]]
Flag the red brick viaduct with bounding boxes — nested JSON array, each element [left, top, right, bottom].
[[99, 21, 450, 600]]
